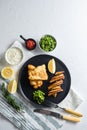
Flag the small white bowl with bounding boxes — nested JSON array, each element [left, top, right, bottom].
[[5, 47, 23, 65], [39, 34, 57, 53]]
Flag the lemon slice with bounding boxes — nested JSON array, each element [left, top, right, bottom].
[[7, 80, 17, 94], [48, 58, 56, 74], [1, 67, 13, 79]]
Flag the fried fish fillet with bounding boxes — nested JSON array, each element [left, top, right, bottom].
[[30, 80, 43, 89], [28, 64, 48, 80], [28, 64, 35, 70]]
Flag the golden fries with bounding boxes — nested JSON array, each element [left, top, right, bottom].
[[48, 80, 63, 90], [48, 86, 63, 96], [50, 74, 65, 83], [53, 93, 57, 97], [48, 71, 65, 97], [49, 86, 62, 90], [48, 89, 63, 96], [55, 71, 64, 75]]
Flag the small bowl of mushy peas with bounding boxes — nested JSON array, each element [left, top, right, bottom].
[[39, 34, 57, 52]]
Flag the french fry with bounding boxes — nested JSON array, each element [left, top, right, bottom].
[[48, 88, 63, 94], [55, 71, 64, 75], [53, 93, 57, 97], [48, 92, 56, 96], [50, 74, 65, 83], [50, 86, 62, 90], [51, 73, 64, 80], [48, 70, 65, 97], [48, 80, 63, 90], [48, 89, 63, 96]]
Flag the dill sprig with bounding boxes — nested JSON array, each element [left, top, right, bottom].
[[1, 83, 22, 111]]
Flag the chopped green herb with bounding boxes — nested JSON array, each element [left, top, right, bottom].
[[1, 83, 22, 111], [33, 90, 45, 104]]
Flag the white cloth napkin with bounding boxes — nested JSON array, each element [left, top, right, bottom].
[[0, 41, 83, 130]]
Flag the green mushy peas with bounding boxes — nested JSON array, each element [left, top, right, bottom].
[[39, 35, 56, 52], [33, 90, 45, 104]]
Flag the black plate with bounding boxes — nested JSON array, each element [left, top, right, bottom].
[[18, 54, 71, 106]]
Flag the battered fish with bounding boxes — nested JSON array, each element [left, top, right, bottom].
[[28, 64, 48, 80]]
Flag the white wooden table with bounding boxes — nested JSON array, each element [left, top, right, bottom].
[[0, 0, 87, 130]]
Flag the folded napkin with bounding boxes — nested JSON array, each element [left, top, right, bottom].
[[0, 41, 83, 130]]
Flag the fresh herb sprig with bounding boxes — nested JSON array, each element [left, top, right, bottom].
[[1, 83, 22, 111]]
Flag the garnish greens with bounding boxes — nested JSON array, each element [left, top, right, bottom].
[[39, 35, 56, 52], [1, 83, 22, 111], [33, 90, 45, 104]]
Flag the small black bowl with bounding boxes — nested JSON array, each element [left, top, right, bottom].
[[20, 35, 36, 50]]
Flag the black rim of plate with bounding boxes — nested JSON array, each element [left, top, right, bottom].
[[18, 54, 71, 106]]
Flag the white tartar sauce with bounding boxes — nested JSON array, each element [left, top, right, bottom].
[[5, 47, 23, 65]]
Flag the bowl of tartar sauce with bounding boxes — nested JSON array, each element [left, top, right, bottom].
[[5, 47, 23, 65]]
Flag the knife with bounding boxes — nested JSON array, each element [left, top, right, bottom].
[[44, 100, 83, 117], [34, 109, 80, 122]]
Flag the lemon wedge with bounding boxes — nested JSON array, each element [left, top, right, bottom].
[[48, 58, 56, 74], [1, 67, 13, 79], [7, 80, 17, 94]]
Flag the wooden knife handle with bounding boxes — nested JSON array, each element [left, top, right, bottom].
[[65, 108, 83, 117], [63, 115, 80, 122]]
